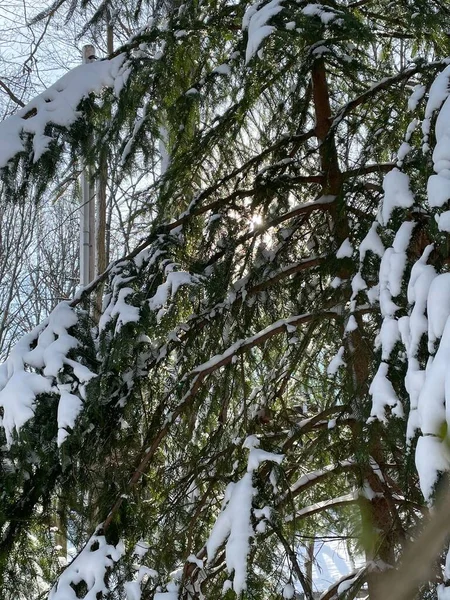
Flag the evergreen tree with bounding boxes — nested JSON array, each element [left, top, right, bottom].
[[0, 1, 450, 599]]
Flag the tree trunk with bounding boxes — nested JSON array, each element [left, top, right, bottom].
[[311, 55, 396, 600]]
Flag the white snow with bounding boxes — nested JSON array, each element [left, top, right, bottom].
[[133, 540, 151, 558], [302, 4, 339, 24], [368, 362, 403, 422], [0, 54, 126, 168], [57, 388, 84, 446], [327, 346, 345, 376], [366, 284, 380, 305], [376, 317, 399, 361], [0, 370, 52, 446], [206, 440, 283, 593], [212, 64, 231, 76], [337, 576, 356, 595], [149, 271, 199, 311], [380, 169, 414, 225], [336, 238, 353, 259], [359, 222, 384, 261], [431, 76, 450, 177], [416, 436, 450, 501], [373, 222, 414, 335], [417, 318, 450, 438], [0, 302, 95, 446], [125, 567, 158, 600], [206, 474, 254, 594], [397, 142, 411, 165], [407, 246, 436, 357], [247, 448, 283, 471], [345, 315, 357, 333], [427, 273, 450, 349], [438, 584, 450, 600], [423, 64, 450, 142], [242, 0, 284, 64], [351, 272, 367, 297], [330, 276, 342, 288], [427, 174, 450, 207], [193, 314, 312, 373], [436, 211, 450, 232], [393, 220, 415, 253], [286, 462, 353, 498], [49, 533, 125, 600], [378, 249, 401, 316], [408, 84, 426, 112]]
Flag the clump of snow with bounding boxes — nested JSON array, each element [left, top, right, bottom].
[[407, 245, 436, 357], [416, 436, 450, 501], [0, 54, 127, 168], [337, 575, 357, 595], [302, 3, 339, 24], [427, 174, 450, 207], [408, 84, 426, 112], [108, 287, 140, 333], [206, 439, 283, 594], [206, 474, 254, 594], [351, 271, 366, 295], [368, 362, 403, 422], [330, 276, 342, 288], [438, 584, 450, 600], [423, 64, 450, 144], [212, 64, 231, 76], [0, 302, 95, 447], [49, 532, 125, 600], [345, 315, 357, 333], [242, 0, 284, 64], [125, 567, 158, 600], [247, 448, 284, 471], [378, 249, 402, 316], [149, 271, 199, 311], [380, 169, 414, 225], [427, 274, 450, 349], [359, 222, 384, 261], [133, 540, 151, 558], [428, 86, 450, 218], [57, 388, 84, 446], [336, 238, 353, 259], [375, 317, 399, 361], [327, 346, 345, 376], [436, 211, 450, 232], [397, 141, 411, 165], [393, 220, 415, 254]]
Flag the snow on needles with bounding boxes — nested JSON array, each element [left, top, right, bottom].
[[0, 54, 127, 168], [206, 436, 283, 594], [242, 0, 284, 64], [0, 302, 95, 447], [48, 532, 125, 600], [364, 62, 450, 500], [428, 72, 450, 208], [380, 168, 414, 225]]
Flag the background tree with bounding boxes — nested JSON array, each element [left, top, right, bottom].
[[0, 1, 449, 599]]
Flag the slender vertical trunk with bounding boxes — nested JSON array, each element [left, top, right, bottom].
[[95, 16, 114, 317], [310, 56, 396, 599], [80, 45, 97, 288], [304, 541, 314, 593], [54, 499, 67, 561], [95, 153, 107, 317]]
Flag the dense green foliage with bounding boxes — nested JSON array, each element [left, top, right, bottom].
[[1, 1, 450, 599]]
